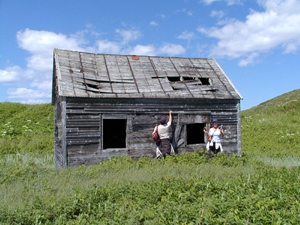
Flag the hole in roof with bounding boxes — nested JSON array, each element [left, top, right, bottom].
[[200, 78, 210, 85], [85, 82, 111, 94], [168, 76, 211, 85], [167, 77, 181, 82], [182, 77, 195, 81], [85, 82, 101, 94], [86, 83, 99, 89], [206, 88, 218, 92], [171, 86, 186, 90]]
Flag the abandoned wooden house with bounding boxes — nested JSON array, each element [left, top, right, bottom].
[[52, 48, 242, 167]]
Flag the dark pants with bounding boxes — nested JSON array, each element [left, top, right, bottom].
[[209, 142, 221, 154], [158, 139, 171, 157]]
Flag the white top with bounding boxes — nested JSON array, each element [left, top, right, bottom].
[[209, 128, 222, 143], [156, 121, 171, 139]]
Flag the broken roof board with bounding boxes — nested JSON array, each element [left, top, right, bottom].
[[53, 49, 242, 100]]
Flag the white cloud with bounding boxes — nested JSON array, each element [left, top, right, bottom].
[[7, 87, 49, 99], [238, 52, 259, 67], [31, 79, 53, 93], [3, 27, 187, 102], [26, 54, 53, 72], [130, 45, 156, 56], [210, 10, 225, 19], [201, 0, 241, 5], [159, 43, 186, 56], [198, 0, 300, 66], [201, 0, 220, 5], [150, 21, 159, 26], [129, 43, 186, 56], [177, 31, 195, 40], [0, 66, 21, 84], [17, 28, 85, 55], [96, 40, 121, 54], [227, 0, 242, 6], [283, 42, 300, 53], [177, 8, 193, 16], [116, 29, 141, 44], [187, 11, 193, 16], [3, 28, 89, 102], [16, 29, 87, 74]]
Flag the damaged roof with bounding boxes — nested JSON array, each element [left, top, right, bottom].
[[52, 48, 242, 100]]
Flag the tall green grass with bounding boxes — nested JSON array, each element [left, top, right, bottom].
[[242, 89, 300, 157], [0, 89, 300, 224], [0, 103, 53, 154], [1, 152, 299, 224]]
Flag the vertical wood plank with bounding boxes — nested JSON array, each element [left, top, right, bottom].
[[61, 97, 68, 167]]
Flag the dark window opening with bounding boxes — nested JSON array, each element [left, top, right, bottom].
[[186, 123, 205, 144], [103, 119, 126, 149], [200, 78, 210, 85], [167, 76, 181, 82]]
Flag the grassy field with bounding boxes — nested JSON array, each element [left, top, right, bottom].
[[0, 89, 300, 224], [242, 89, 300, 158]]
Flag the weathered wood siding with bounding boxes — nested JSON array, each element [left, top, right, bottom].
[[54, 98, 66, 167], [52, 50, 243, 167], [54, 97, 241, 166]]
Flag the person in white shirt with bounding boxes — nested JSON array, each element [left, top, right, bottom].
[[153, 111, 173, 158], [203, 119, 224, 154]]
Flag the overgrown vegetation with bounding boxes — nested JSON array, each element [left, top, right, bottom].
[[0, 103, 53, 154], [0, 89, 300, 224], [242, 89, 300, 157]]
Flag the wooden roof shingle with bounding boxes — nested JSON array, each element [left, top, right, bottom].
[[53, 49, 242, 100]]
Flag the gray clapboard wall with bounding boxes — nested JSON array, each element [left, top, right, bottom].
[[52, 49, 242, 167]]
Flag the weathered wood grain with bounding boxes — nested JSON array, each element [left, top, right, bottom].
[[53, 49, 242, 167]]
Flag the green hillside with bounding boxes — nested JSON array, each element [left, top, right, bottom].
[[0, 102, 53, 154], [0, 90, 300, 224], [242, 89, 300, 157]]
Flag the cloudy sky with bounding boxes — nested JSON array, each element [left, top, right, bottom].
[[0, 0, 299, 110]]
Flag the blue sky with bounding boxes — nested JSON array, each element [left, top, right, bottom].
[[0, 0, 299, 110]]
